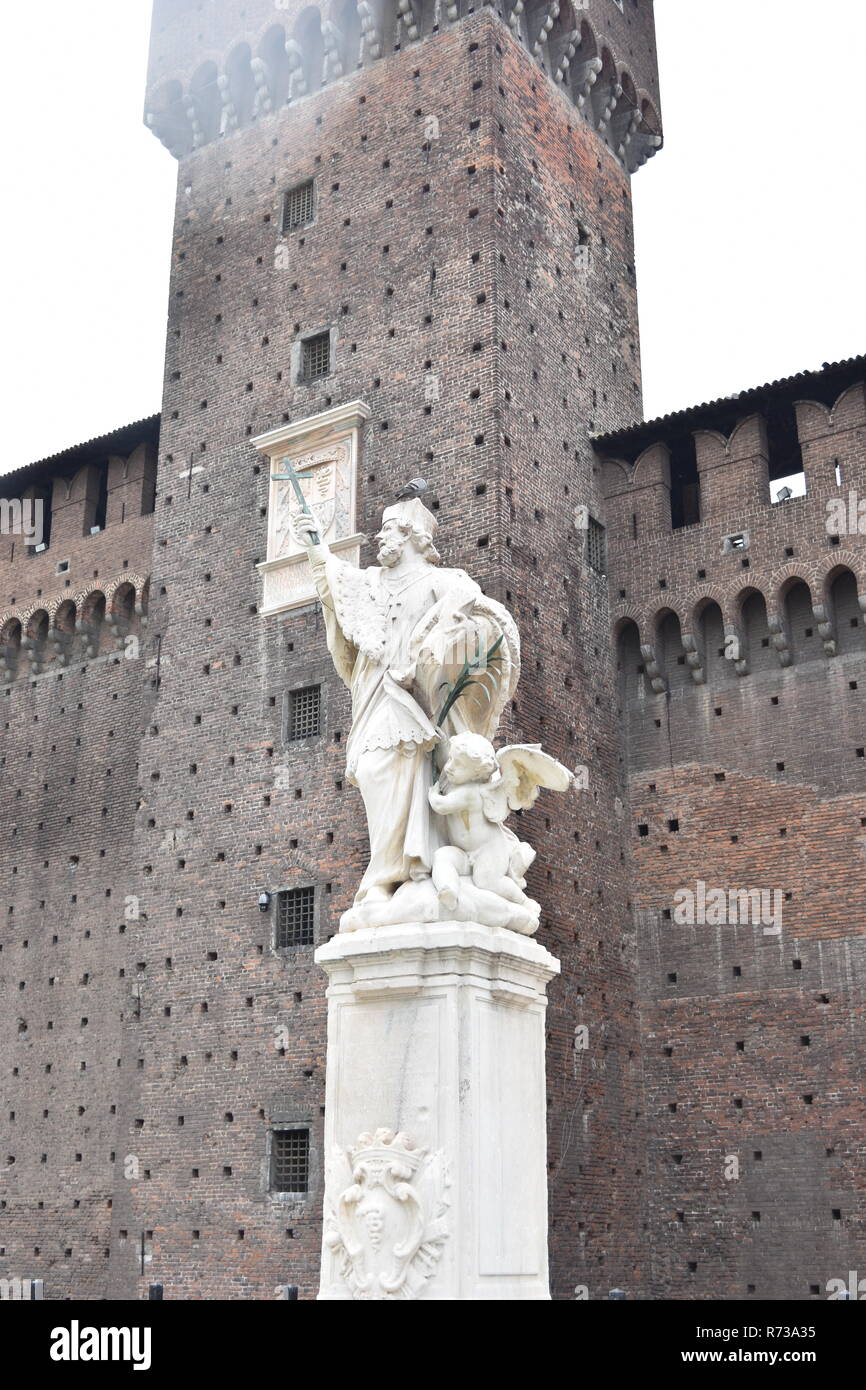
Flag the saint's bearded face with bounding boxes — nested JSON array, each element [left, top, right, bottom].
[[376, 518, 410, 567]]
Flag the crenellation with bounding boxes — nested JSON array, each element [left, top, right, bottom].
[[606, 356, 866, 1299], [145, 2, 662, 173]]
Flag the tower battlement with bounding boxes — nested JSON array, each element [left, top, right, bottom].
[[0, 419, 158, 685], [597, 355, 866, 709], [145, 0, 661, 172]]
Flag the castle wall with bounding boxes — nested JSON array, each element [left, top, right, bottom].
[[600, 379, 866, 1298], [0, 431, 156, 1300], [16, 0, 862, 1305]]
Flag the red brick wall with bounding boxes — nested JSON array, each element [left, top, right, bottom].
[[602, 381, 866, 1298], [0, 431, 156, 1300], [8, 0, 862, 1306]]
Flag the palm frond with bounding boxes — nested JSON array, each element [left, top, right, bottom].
[[436, 635, 506, 727]]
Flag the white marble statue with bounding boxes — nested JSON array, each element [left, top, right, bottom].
[[429, 733, 572, 928], [291, 494, 572, 933]]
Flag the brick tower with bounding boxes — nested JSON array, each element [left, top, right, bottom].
[[119, 0, 664, 1300]]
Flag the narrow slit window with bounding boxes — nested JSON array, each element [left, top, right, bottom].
[[587, 517, 607, 574]]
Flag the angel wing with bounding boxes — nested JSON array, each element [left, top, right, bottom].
[[481, 744, 574, 823]]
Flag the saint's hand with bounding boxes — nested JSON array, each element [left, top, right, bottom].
[[290, 510, 322, 547]]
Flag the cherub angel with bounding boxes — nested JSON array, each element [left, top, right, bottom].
[[427, 732, 573, 915]]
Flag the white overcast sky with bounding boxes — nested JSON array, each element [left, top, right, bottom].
[[2, 0, 864, 474]]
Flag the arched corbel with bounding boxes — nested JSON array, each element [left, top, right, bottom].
[[183, 95, 205, 148], [812, 602, 837, 658], [394, 0, 420, 43], [594, 78, 622, 131], [554, 28, 579, 84], [356, 2, 383, 61], [20, 634, 45, 674], [573, 56, 602, 107], [508, 1, 526, 41], [250, 58, 274, 116], [767, 612, 792, 668], [75, 615, 101, 660], [531, 2, 560, 61], [285, 39, 308, 100], [640, 643, 667, 695], [217, 73, 239, 130], [48, 622, 73, 668], [726, 624, 750, 677], [626, 129, 662, 173], [612, 106, 641, 160], [681, 631, 705, 685], [0, 625, 21, 681], [321, 21, 345, 82]]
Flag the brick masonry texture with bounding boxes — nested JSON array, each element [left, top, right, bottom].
[[600, 367, 866, 1298], [0, 423, 157, 1298], [0, 0, 863, 1302]]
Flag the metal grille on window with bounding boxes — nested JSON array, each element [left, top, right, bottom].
[[276, 886, 315, 949], [271, 1129, 310, 1193], [289, 685, 321, 740], [587, 517, 607, 574], [283, 180, 315, 232], [302, 333, 330, 381]]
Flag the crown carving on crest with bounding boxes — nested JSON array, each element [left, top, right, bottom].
[[349, 1128, 425, 1173]]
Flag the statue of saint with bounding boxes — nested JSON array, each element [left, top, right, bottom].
[[292, 495, 570, 933]]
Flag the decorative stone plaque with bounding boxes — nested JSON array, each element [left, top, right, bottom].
[[252, 400, 369, 615]]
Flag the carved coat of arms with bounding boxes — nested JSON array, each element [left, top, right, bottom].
[[323, 1129, 450, 1300], [272, 442, 352, 560]]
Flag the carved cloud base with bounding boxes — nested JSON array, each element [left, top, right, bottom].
[[315, 921, 560, 1300], [339, 873, 540, 936]]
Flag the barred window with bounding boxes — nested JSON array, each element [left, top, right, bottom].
[[270, 1128, 310, 1194], [282, 180, 315, 232], [276, 886, 315, 949], [289, 685, 321, 740], [302, 332, 330, 381], [587, 516, 607, 574]]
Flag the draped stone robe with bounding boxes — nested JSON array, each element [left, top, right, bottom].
[[307, 546, 519, 904]]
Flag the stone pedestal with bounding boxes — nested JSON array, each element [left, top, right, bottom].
[[315, 921, 560, 1300]]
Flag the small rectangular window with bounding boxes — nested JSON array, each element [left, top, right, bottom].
[[282, 180, 315, 232], [289, 685, 321, 740], [302, 332, 331, 381], [270, 1128, 310, 1194], [587, 516, 606, 574], [276, 886, 315, 949]]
